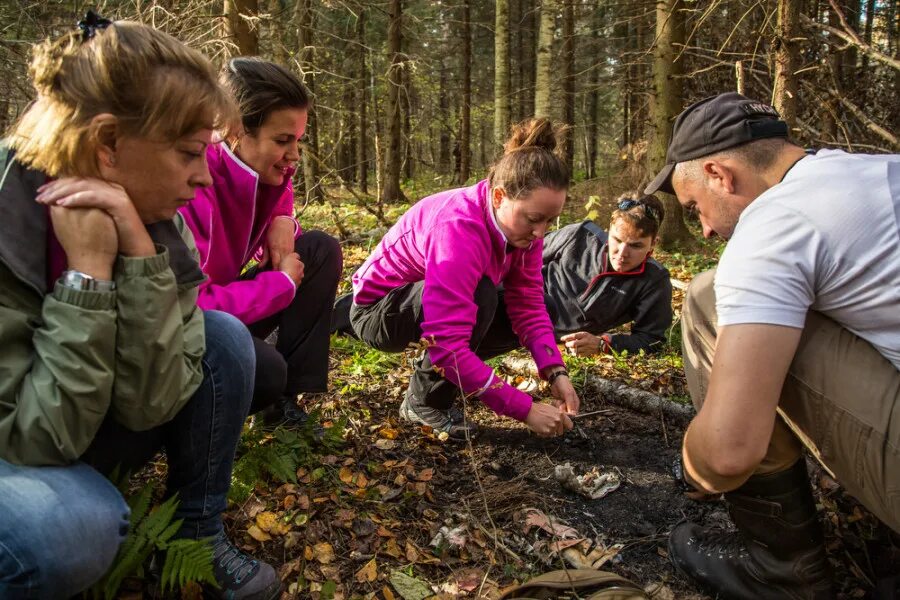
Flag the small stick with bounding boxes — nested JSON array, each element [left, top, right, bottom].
[[569, 409, 612, 420]]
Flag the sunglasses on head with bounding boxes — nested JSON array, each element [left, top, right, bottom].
[[617, 198, 660, 223]]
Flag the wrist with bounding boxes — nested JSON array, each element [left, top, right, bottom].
[[66, 258, 113, 281], [599, 334, 612, 353], [60, 269, 116, 292], [547, 369, 569, 387]]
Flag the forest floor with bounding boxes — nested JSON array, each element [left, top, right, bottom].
[[135, 182, 898, 599]]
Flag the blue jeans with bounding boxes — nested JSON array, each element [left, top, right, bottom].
[[82, 310, 255, 538], [0, 310, 255, 598], [0, 461, 130, 599]]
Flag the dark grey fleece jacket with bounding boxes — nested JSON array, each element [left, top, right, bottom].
[[542, 221, 673, 354]]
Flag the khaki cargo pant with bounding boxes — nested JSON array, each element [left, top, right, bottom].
[[682, 270, 900, 533]]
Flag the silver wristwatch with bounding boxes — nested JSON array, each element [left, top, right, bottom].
[[60, 270, 116, 292]]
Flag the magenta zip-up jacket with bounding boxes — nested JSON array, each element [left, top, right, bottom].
[[352, 179, 564, 421], [179, 143, 300, 325]]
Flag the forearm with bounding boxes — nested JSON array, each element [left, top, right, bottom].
[[110, 250, 205, 430]]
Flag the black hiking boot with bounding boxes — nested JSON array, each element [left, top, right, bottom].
[[399, 394, 478, 440], [208, 531, 282, 600], [259, 397, 309, 428], [669, 459, 834, 600]]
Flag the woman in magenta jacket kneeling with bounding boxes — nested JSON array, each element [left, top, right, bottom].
[[180, 58, 342, 423], [350, 119, 580, 439]]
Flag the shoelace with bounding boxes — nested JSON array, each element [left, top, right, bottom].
[[212, 533, 259, 584]]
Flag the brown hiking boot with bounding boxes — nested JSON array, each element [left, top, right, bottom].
[[669, 459, 834, 600]]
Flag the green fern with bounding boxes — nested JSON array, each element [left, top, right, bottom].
[[160, 538, 217, 592], [86, 482, 215, 599]]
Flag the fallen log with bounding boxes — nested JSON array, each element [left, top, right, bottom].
[[499, 357, 695, 426]]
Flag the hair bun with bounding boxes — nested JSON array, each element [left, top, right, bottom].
[[28, 32, 80, 98], [503, 117, 568, 160]]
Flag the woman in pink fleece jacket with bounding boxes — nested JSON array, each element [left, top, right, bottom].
[[350, 119, 580, 438], [180, 58, 342, 422]]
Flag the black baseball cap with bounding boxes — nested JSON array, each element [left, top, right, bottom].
[[644, 92, 789, 196]]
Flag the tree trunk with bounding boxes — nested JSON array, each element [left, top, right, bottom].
[[438, 64, 451, 174], [585, 0, 601, 178], [295, 0, 323, 202], [650, 0, 693, 249], [772, 0, 800, 133], [224, 0, 259, 56], [561, 0, 575, 172], [356, 10, 368, 193], [459, 0, 472, 183], [494, 0, 511, 152], [519, 0, 537, 120], [381, 0, 405, 203], [401, 61, 413, 181], [534, 0, 556, 118]]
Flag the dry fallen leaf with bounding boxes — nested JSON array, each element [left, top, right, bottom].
[[247, 525, 271, 542], [340, 466, 354, 484], [355, 557, 378, 583], [376, 439, 398, 450], [417, 468, 434, 482], [314, 542, 336, 564]]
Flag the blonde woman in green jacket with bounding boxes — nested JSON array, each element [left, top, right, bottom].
[[0, 15, 280, 600]]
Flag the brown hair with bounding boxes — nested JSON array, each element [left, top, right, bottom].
[[610, 192, 665, 238], [488, 118, 569, 199], [223, 57, 310, 137], [8, 21, 235, 178]]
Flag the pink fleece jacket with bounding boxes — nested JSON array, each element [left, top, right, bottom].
[[352, 179, 563, 421], [179, 143, 300, 324]]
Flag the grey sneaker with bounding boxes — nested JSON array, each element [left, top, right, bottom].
[[208, 531, 282, 600], [399, 397, 478, 439]]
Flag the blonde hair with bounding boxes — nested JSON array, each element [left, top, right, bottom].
[[9, 21, 236, 178], [488, 118, 569, 200]]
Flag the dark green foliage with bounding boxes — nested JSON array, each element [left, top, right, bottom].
[[230, 412, 347, 503]]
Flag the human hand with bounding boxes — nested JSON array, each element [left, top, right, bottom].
[[560, 331, 604, 356], [262, 216, 296, 268], [525, 402, 573, 437], [279, 252, 304, 286], [49, 205, 118, 280], [36, 178, 155, 257], [549, 373, 580, 415]]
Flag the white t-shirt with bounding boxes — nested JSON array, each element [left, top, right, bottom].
[[715, 149, 900, 370]]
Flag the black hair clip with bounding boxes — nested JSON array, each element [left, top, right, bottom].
[[78, 9, 112, 42]]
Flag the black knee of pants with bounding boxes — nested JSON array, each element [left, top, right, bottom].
[[296, 230, 343, 281], [409, 276, 499, 411], [250, 336, 288, 414]]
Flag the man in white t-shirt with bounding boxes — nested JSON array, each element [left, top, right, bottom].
[[645, 92, 899, 598]]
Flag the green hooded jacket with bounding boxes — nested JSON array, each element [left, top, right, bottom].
[[0, 144, 206, 466]]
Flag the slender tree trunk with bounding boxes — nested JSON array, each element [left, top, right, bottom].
[[586, 0, 601, 178], [356, 10, 368, 193], [650, 0, 692, 248], [521, 0, 537, 119], [861, 0, 875, 71], [381, 0, 405, 202], [438, 64, 451, 173], [534, 0, 556, 117], [562, 0, 575, 171], [459, 0, 472, 183], [772, 0, 800, 133], [401, 61, 413, 181], [295, 0, 322, 202], [224, 0, 259, 56], [494, 0, 511, 151]]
